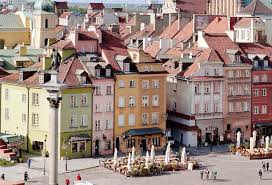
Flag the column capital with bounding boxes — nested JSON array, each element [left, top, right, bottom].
[[47, 97, 62, 109]]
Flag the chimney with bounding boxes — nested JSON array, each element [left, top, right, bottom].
[[143, 37, 151, 51], [189, 52, 193, 58], [179, 61, 183, 72]]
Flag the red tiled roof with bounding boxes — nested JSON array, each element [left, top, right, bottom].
[[176, 0, 208, 14], [78, 31, 98, 41], [234, 17, 263, 28], [144, 41, 160, 58], [0, 67, 9, 78], [87, 12, 100, 18], [59, 12, 73, 18], [50, 40, 75, 50], [173, 20, 193, 42], [55, 1, 69, 9], [239, 0, 272, 15], [239, 43, 272, 58], [204, 17, 228, 34], [101, 30, 128, 71], [127, 15, 136, 26], [89, 3, 105, 10], [159, 19, 179, 39]]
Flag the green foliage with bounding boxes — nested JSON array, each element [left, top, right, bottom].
[[244, 142, 250, 149], [0, 159, 16, 167], [69, 6, 87, 15]]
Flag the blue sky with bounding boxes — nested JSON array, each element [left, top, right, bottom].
[[68, 0, 163, 4]]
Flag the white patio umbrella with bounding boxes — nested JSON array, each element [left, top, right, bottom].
[[150, 145, 155, 162], [113, 148, 118, 166], [145, 151, 149, 168], [181, 147, 187, 164], [127, 153, 131, 171], [249, 137, 254, 154], [253, 130, 257, 147], [131, 146, 135, 164], [265, 136, 270, 153], [236, 131, 241, 148], [164, 143, 170, 164]]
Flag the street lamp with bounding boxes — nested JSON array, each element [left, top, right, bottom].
[[43, 134, 47, 176], [62, 140, 68, 171]]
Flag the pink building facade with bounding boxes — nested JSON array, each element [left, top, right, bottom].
[[92, 78, 114, 156]]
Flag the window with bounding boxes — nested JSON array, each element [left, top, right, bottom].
[[106, 69, 111, 77], [245, 70, 250, 77], [81, 95, 88, 106], [253, 106, 259, 114], [128, 96, 136, 107], [195, 104, 199, 114], [244, 85, 249, 95], [243, 101, 249, 112], [142, 96, 149, 107], [118, 115, 124, 126], [5, 89, 9, 100], [152, 80, 159, 88], [71, 142, 78, 153], [105, 140, 111, 150], [229, 102, 234, 113], [106, 102, 113, 112], [204, 103, 209, 113], [22, 113, 26, 122], [32, 113, 39, 126], [227, 124, 231, 131], [236, 102, 242, 112], [70, 115, 77, 127], [4, 108, 9, 120], [261, 75, 268, 82], [152, 137, 160, 146], [95, 104, 102, 112], [204, 83, 210, 93], [119, 80, 125, 88], [105, 120, 112, 129], [173, 101, 177, 110], [229, 85, 234, 96], [81, 76, 87, 84], [262, 105, 267, 114], [94, 86, 101, 95], [214, 68, 219, 75], [128, 114, 135, 125], [80, 115, 88, 127], [205, 69, 209, 75], [195, 84, 200, 94], [152, 95, 159, 106], [118, 96, 125, 107], [106, 86, 112, 95], [79, 141, 86, 152], [127, 138, 135, 148], [22, 94, 26, 103], [32, 93, 39, 106], [44, 38, 48, 46], [70, 95, 77, 107], [124, 63, 130, 72], [262, 88, 267, 96], [39, 75, 44, 83], [152, 113, 158, 124], [142, 113, 148, 125], [214, 102, 219, 113], [228, 70, 233, 78], [142, 80, 149, 89], [45, 19, 48, 28], [236, 70, 241, 77], [253, 89, 259, 97], [129, 80, 136, 88], [144, 66, 152, 72], [236, 85, 242, 95], [213, 82, 220, 93], [95, 120, 101, 130], [95, 69, 100, 77], [253, 75, 259, 83]]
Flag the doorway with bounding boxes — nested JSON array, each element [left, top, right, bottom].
[[141, 139, 147, 152], [115, 137, 120, 151], [95, 140, 99, 156]]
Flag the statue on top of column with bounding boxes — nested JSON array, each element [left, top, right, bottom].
[[51, 48, 61, 72]]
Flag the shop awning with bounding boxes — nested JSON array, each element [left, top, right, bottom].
[[0, 134, 23, 145], [69, 134, 91, 142], [256, 123, 272, 128], [124, 127, 164, 137]]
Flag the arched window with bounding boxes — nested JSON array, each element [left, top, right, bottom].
[[45, 19, 48, 28], [44, 38, 48, 46]]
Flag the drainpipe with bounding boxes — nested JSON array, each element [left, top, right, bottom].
[[26, 86, 30, 153]]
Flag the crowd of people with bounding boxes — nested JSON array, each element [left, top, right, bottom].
[[258, 161, 270, 180], [200, 169, 217, 181]]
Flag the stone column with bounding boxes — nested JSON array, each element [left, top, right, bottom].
[[47, 95, 62, 185], [230, 0, 233, 17], [215, 0, 219, 14], [233, 0, 237, 16], [222, 0, 226, 15]]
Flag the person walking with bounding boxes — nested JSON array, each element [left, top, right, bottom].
[[76, 174, 81, 181], [65, 178, 70, 185], [27, 158, 32, 169], [1, 173, 5, 180], [266, 162, 269, 171], [24, 171, 29, 182], [213, 171, 217, 180], [200, 170, 204, 180], [259, 169, 263, 180], [262, 162, 266, 171], [205, 169, 209, 180]]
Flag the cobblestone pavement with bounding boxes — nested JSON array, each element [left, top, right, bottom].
[[30, 152, 272, 185]]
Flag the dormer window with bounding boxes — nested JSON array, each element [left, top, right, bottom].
[[39, 74, 44, 84], [235, 55, 241, 63], [254, 60, 258, 68], [124, 63, 130, 72], [95, 69, 100, 77], [19, 72, 23, 81], [264, 60, 268, 67], [106, 68, 111, 77], [82, 76, 87, 84], [144, 66, 151, 72]]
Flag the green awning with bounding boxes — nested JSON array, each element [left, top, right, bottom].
[[256, 123, 272, 128], [124, 127, 164, 137]]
